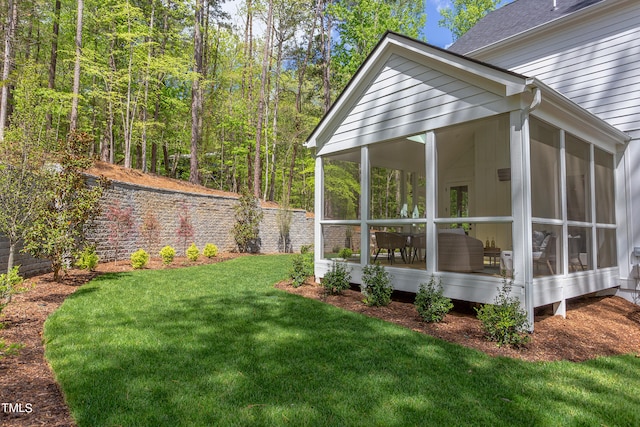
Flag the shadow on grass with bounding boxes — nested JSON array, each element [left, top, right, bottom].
[[45, 258, 640, 426]]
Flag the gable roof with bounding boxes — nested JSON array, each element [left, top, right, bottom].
[[448, 0, 606, 55], [305, 32, 534, 150]]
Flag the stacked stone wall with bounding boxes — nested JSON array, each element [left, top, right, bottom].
[[86, 177, 315, 262]]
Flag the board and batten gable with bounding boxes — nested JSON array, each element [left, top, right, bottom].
[[309, 34, 532, 155], [469, 0, 640, 138]]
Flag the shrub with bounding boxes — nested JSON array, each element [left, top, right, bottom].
[[159, 246, 176, 265], [321, 260, 351, 296], [290, 253, 313, 288], [186, 243, 199, 262], [300, 244, 312, 254], [202, 243, 218, 258], [338, 247, 353, 259], [130, 249, 150, 269], [414, 276, 453, 323], [76, 245, 99, 271], [475, 273, 531, 347], [0, 266, 24, 306], [232, 189, 263, 253], [361, 263, 393, 307]]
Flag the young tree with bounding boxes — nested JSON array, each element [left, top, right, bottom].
[[439, 0, 503, 41], [23, 133, 106, 282], [0, 63, 51, 275], [105, 200, 135, 262]]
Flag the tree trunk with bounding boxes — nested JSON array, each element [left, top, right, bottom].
[[69, 0, 83, 135], [254, 0, 273, 198], [189, 0, 204, 185], [0, 0, 17, 142], [140, 2, 155, 173]]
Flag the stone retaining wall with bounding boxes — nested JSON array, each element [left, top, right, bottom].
[[86, 177, 314, 262], [0, 177, 314, 276]]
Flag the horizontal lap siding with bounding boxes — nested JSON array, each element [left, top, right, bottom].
[[323, 54, 503, 149], [480, 4, 640, 135]]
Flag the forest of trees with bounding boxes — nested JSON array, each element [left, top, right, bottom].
[[0, 0, 500, 211]]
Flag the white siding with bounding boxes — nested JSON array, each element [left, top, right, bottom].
[[321, 54, 505, 152], [477, 2, 640, 135]]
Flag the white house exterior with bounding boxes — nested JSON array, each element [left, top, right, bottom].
[[306, 0, 638, 328], [448, 0, 640, 306]]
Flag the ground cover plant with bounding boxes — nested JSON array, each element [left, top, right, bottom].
[[44, 255, 640, 426]]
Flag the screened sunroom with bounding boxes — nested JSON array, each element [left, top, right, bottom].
[[306, 33, 630, 326]]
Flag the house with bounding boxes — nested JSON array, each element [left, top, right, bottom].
[[305, 0, 639, 328]]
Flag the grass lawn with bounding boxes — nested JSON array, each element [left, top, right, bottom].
[[44, 255, 640, 426]]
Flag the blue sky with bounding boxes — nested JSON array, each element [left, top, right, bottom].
[[423, 0, 456, 48]]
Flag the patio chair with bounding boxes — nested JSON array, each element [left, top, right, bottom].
[[409, 233, 426, 263], [373, 232, 407, 264], [534, 234, 556, 275]]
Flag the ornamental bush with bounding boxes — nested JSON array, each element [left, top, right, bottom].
[[321, 260, 351, 295], [159, 245, 176, 265], [290, 252, 313, 288], [414, 276, 453, 323], [75, 245, 99, 271], [338, 247, 353, 259], [361, 263, 393, 307], [0, 266, 23, 307], [475, 273, 531, 348], [130, 249, 150, 269], [186, 243, 199, 262], [202, 243, 218, 258]]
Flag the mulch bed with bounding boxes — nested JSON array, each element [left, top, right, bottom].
[[1, 256, 639, 426]]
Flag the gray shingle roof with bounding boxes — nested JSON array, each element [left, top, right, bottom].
[[448, 0, 606, 55]]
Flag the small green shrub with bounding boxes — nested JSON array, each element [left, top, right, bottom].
[[290, 253, 313, 288], [475, 273, 530, 347], [186, 243, 199, 262], [300, 244, 312, 254], [414, 276, 453, 323], [130, 249, 150, 269], [361, 263, 393, 307], [321, 260, 351, 295], [338, 247, 353, 259], [159, 246, 176, 265], [202, 243, 218, 258], [75, 245, 99, 271], [1, 266, 24, 307]]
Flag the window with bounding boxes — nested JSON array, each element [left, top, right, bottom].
[[323, 150, 361, 220], [530, 118, 561, 220]]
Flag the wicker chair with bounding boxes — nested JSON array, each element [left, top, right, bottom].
[[373, 232, 407, 264]]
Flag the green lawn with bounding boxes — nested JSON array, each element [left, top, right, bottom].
[[44, 255, 640, 426]]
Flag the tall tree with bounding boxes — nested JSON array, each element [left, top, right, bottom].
[[190, 0, 205, 184], [0, 0, 17, 142], [439, 0, 503, 41], [47, 0, 61, 131], [253, 0, 274, 198], [329, 0, 426, 89], [69, 0, 84, 135]]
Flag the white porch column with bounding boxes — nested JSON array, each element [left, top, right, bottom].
[[361, 146, 370, 267], [314, 155, 324, 277], [425, 131, 437, 273], [511, 110, 535, 330]]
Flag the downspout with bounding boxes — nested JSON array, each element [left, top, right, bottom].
[[522, 84, 541, 331]]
